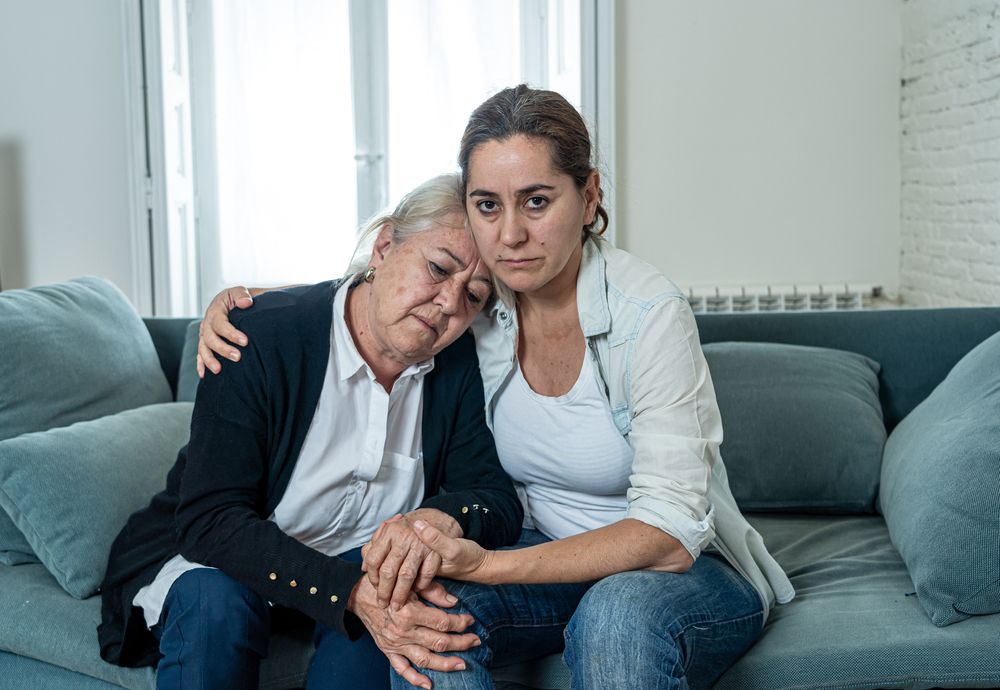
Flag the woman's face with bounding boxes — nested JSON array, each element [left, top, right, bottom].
[[465, 134, 598, 297], [364, 214, 492, 367]]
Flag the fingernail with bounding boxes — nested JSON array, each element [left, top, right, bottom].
[[456, 662, 466, 671], [473, 637, 482, 646], [446, 594, 457, 604], [229, 351, 239, 361], [239, 337, 247, 345], [414, 520, 427, 531]]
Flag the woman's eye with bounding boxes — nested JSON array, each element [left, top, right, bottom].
[[476, 200, 498, 213], [526, 196, 547, 210], [429, 262, 448, 277], [467, 291, 483, 305]]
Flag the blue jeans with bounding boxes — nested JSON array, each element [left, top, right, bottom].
[[390, 530, 765, 690], [152, 547, 390, 690]]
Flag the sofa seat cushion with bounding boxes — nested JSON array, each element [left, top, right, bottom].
[[0, 403, 193, 599], [0, 563, 315, 690], [880, 329, 1000, 627], [0, 277, 173, 565], [703, 342, 885, 513], [715, 515, 1000, 689]]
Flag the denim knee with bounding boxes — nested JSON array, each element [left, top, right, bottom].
[[161, 568, 270, 647]]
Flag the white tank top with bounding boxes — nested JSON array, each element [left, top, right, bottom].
[[493, 348, 634, 540]]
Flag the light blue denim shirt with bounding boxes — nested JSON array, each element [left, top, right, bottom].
[[471, 236, 794, 616]]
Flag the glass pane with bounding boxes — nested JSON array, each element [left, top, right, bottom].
[[210, 0, 357, 290], [386, 0, 521, 203]]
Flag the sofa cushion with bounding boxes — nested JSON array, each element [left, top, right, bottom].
[[703, 342, 885, 513], [0, 403, 193, 599], [714, 515, 1000, 689], [880, 330, 1000, 627], [0, 278, 173, 563]]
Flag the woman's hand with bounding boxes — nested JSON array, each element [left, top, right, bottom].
[[363, 509, 462, 610], [348, 574, 479, 690], [413, 520, 494, 583], [197, 286, 254, 378]]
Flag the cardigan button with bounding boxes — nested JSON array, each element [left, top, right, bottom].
[[309, 586, 318, 595], [289, 580, 297, 588], [330, 595, 339, 604], [268, 572, 277, 581], [461, 506, 469, 514]]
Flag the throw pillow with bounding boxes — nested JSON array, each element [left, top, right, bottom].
[[703, 342, 885, 513], [0, 276, 172, 439], [0, 402, 193, 599], [880, 330, 1000, 627], [0, 277, 172, 562]]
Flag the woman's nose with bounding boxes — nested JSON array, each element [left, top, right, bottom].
[[436, 279, 462, 315], [500, 213, 528, 247]]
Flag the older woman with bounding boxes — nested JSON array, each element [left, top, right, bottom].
[[199, 88, 795, 690], [97, 174, 522, 690]]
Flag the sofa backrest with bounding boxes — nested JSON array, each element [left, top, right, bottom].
[[696, 307, 1000, 432], [146, 307, 1000, 433], [143, 317, 199, 401]]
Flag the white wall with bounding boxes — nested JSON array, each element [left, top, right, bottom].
[[0, 0, 140, 303], [616, 0, 903, 297], [899, 0, 1000, 307]]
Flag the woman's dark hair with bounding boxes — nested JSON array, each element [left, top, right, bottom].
[[458, 84, 609, 238]]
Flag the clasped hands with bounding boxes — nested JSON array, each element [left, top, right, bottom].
[[350, 508, 484, 689]]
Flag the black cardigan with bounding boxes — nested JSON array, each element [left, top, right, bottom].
[[98, 280, 522, 668]]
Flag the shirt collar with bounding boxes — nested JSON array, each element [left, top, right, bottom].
[[332, 283, 435, 384]]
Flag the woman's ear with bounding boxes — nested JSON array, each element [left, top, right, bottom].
[[370, 223, 393, 268], [583, 170, 600, 226]]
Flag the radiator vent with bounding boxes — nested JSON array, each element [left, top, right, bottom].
[[685, 285, 883, 313]]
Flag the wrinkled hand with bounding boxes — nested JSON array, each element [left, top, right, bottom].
[[413, 520, 493, 583], [349, 574, 479, 689], [363, 509, 462, 610], [197, 286, 253, 378]]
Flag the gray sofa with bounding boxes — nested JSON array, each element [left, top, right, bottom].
[[1, 277, 999, 689]]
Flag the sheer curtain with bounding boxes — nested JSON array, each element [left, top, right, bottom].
[[209, 0, 357, 291]]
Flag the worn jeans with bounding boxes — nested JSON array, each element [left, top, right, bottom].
[[390, 529, 765, 690], [152, 547, 391, 690]]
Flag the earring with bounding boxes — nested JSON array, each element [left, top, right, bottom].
[[363, 266, 376, 283]]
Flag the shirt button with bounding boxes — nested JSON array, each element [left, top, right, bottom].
[[309, 587, 318, 595], [461, 506, 469, 514], [499, 312, 508, 320], [289, 580, 297, 588], [330, 595, 339, 604], [268, 572, 277, 581]]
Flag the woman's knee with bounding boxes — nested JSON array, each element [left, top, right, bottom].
[[163, 568, 270, 639]]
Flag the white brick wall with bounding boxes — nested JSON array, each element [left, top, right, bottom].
[[900, 0, 1000, 306]]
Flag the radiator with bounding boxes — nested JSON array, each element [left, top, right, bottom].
[[684, 284, 883, 313]]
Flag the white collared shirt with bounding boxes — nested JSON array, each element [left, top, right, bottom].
[[134, 283, 430, 627]]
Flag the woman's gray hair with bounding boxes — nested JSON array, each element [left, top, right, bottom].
[[345, 173, 468, 276]]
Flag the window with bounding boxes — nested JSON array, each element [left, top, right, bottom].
[[139, 0, 610, 315]]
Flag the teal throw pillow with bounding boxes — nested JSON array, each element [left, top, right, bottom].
[[0, 277, 172, 562], [880, 330, 1000, 627], [703, 342, 885, 513], [0, 402, 192, 599]]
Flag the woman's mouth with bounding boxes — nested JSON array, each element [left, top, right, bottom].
[[500, 258, 537, 268], [412, 315, 439, 335]]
